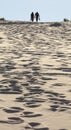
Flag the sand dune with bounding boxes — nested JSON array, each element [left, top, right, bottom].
[[0, 21, 71, 130]]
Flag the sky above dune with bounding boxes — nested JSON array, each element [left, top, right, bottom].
[[0, 0, 71, 22]]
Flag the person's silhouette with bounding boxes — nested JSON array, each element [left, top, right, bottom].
[[31, 12, 34, 22], [35, 12, 40, 22]]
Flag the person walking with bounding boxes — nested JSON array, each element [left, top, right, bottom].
[[35, 12, 40, 22], [30, 12, 35, 22]]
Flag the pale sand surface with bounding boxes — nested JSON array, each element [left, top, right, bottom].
[[0, 21, 71, 130]]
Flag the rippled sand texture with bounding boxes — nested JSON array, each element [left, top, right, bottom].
[[0, 22, 71, 130]]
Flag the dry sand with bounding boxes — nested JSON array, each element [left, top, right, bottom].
[[0, 21, 71, 130]]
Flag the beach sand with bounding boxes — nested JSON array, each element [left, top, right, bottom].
[[0, 21, 71, 130]]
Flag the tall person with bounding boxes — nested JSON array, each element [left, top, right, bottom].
[[30, 12, 35, 22]]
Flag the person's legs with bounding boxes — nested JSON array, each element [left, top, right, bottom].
[[36, 16, 38, 22], [31, 15, 34, 22]]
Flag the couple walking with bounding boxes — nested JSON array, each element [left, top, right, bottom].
[[31, 12, 40, 22]]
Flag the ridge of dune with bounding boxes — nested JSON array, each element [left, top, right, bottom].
[[0, 21, 71, 130]]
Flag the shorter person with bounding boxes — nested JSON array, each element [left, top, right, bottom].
[[35, 12, 40, 22]]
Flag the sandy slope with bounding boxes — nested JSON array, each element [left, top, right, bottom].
[[0, 21, 71, 130]]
